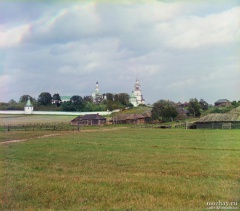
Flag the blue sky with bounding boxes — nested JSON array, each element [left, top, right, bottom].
[[0, 0, 239, 104]]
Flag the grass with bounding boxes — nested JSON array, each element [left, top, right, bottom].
[[119, 106, 151, 114], [0, 114, 75, 125], [1, 128, 240, 210]]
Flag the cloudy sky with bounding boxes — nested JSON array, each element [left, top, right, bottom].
[[0, 0, 239, 104]]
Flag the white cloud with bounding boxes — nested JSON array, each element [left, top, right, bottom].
[[0, 24, 29, 48], [22, 2, 101, 45], [165, 7, 240, 48], [0, 0, 239, 103]]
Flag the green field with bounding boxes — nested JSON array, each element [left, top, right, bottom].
[[1, 127, 240, 210], [0, 114, 75, 125]]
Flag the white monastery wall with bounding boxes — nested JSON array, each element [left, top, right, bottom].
[[0, 110, 113, 116]]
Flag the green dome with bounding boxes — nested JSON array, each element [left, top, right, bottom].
[[25, 97, 33, 107], [130, 92, 136, 98]]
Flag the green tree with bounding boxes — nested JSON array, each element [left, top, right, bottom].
[[114, 94, 119, 103], [19, 95, 34, 103], [188, 98, 201, 117], [38, 92, 52, 105], [231, 101, 240, 108], [9, 99, 17, 104], [61, 101, 76, 111], [105, 93, 114, 101], [151, 100, 178, 122], [70, 95, 84, 111], [6, 99, 23, 110], [52, 93, 61, 107], [83, 96, 93, 103], [118, 93, 130, 106], [199, 99, 208, 110], [104, 100, 123, 111]]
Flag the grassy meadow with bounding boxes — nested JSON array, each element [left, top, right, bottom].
[[0, 114, 75, 125], [1, 124, 240, 210]]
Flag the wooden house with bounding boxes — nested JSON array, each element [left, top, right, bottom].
[[112, 114, 129, 124], [214, 99, 231, 107], [176, 107, 189, 120], [126, 114, 146, 124], [195, 113, 240, 129], [71, 114, 106, 126], [112, 113, 149, 124]]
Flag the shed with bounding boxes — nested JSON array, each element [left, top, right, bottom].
[[71, 114, 106, 126], [195, 113, 240, 129]]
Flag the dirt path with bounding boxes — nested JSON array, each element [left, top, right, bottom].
[[1, 127, 128, 145], [0, 134, 61, 145]]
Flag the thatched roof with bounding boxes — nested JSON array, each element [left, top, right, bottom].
[[71, 114, 106, 123], [112, 114, 129, 121], [196, 113, 240, 123], [82, 114, 106, 120], [71, 116, 82, 123], [142, 111, 151, 118], [215, 99, 230, 104], [125, 114, 145, 120], [112, 113, 148, 121], [230, 106, 240, 114]]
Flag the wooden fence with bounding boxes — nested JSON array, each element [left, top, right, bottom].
[[131, 123, 187, 129], [0, 122, 81, 132]]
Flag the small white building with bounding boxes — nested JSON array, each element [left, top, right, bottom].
[[24, 97, 33, 114], [129, 79, 145, 107]]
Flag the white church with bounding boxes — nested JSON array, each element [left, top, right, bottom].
[[91, 79, 145, 107], [91, 81, 105, 103], [23, 80, 145, 112], [129, 79, 145, 107]]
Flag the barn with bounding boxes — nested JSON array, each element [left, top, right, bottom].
[[195, 113, 240, 129], [71, 114, 106, 126], [112, 113, 149, 124]]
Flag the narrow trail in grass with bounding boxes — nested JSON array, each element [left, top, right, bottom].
[[0, 127, 128, 144], [0, 134, 61, 145]]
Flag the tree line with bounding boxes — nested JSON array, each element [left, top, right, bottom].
[[151, 98, 208, 122], [151, 98, 240, 122], [1, 93, 239, 123], [1, 92, 132, 112]]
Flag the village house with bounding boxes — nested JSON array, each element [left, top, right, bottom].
[[195, 113, 240, 129], [71, 114, 106, 126], [112, 113, 149, 124], [214, 99, 231, 107], [176, 107, 189, 120], [176, 102, 190, 107]]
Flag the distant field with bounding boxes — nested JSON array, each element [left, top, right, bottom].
[[0, 114, 76, 125], [1, 127, 239, 210]]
